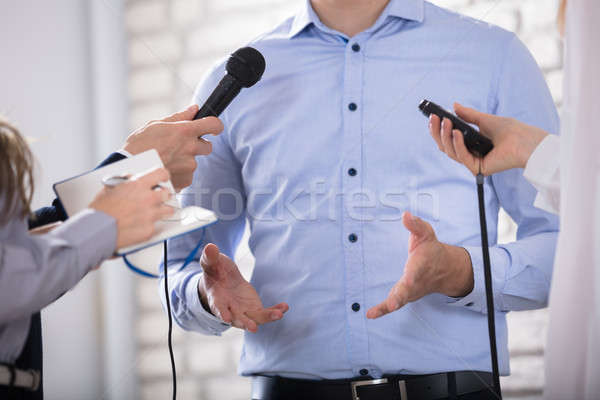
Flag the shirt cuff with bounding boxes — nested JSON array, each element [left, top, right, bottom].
[[116, 149, 132, 158], [523, 135, 561, 214], [184, 272, 231, 335], [446, 246, 510, 314], [523, 135, 560, 189], [51, 209, 117, 274]]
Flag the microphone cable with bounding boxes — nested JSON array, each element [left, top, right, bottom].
[[476, 160, 502, 398], [120, 229, 208, 400], [163, 241, 177, 400]]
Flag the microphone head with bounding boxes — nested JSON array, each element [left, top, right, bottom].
[[226, 47, 266, 88]]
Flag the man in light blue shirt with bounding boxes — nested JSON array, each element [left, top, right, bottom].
[[162, 0, 559, 398]]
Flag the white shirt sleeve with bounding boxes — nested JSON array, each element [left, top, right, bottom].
[[523, 134, 561, 215]]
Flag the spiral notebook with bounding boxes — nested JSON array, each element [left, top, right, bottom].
[[53, 149, 217, 256]]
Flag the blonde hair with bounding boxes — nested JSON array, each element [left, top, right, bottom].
[[0, 118, 35, 224], [558, 0, 567, 35]]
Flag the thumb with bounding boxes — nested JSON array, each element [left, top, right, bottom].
[[162, 104, 199, 123], [454, 102, 483, 126], [402, 211, 433, 239], [200, 243, 221, 272]]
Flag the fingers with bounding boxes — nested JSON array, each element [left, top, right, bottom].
[[453, 102, 482, 126], [233, 303, 289, 332], [135, 167, 170, 189], [367, 281, 409, 319], [245, 309, 283, 326], [269, 303, 290, 313], [213, 303, 232, 324], [193, 138, 213, 156], [161, 104, 199, 122], [366, 299, 399, 319], [180, 116, 224, 138], [451, 129, 478, 175], [149, 186, 171, 204], [158, 203, 176, 219], [429, 107, 480, 175], [440, 118, 458, 160], [229, 314, 254, 332], [245, 302, 289, 326], [429, 114, 443, 150]]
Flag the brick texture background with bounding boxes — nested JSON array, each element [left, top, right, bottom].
[[125, 1, 562, 398]]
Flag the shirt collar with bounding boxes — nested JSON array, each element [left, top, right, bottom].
[[287, 0, 424, 39]]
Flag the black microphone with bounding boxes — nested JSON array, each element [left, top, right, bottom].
[[194, 47, 266, 120]]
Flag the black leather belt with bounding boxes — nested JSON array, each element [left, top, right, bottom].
[[251, 371, 494, 400]]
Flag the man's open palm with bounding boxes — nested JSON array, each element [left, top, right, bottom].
[[367, 212, 473, 319], [198, 243, 289, 332]]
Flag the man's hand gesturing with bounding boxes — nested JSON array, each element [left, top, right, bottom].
[[198, 243, 289, 332], [367, 212, 474, 319]]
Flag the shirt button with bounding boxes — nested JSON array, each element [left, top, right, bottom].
[[348, 233, 358, 243], [466, 302, 474, 307], [351, 303, 360, 312], [348, 168, 357, 176], [352, 43, 360, 52], [360, 369, 369, 376], [348, 102, 357, 111]]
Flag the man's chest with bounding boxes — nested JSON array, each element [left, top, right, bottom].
[[227, 53, 492, 189]]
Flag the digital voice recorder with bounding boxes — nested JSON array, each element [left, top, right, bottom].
[[418, 99, 494, 157]]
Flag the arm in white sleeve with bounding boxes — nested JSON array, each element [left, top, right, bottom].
[[0, 206, 116, 324], [450, 33, 560, 313], [523, 134, 561, 215], [159, 62, 247, 335]]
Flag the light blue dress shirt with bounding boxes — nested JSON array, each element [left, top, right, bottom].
[[163, 0, 559, 379]]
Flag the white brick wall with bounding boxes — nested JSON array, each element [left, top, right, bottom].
[[125, 1, 563, 399]]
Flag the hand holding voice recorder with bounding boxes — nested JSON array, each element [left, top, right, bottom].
[[418, 100, 494, 157]]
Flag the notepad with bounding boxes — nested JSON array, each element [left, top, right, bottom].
[[53, 149, 217, 255]]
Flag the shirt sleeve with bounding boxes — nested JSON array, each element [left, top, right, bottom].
[[523, 134, 561, 214], [0, 208, 116, 324], [449, 33, 560, 313], [159, 62, 247, 335]]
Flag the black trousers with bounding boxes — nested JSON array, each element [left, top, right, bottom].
[[0, 313, 43, 400]]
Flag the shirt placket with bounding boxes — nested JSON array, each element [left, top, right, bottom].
[[340, 35, 372, 378]]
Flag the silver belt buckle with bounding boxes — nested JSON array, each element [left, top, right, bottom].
[[350, 378, 408, 400]]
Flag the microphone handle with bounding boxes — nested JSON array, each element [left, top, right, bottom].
[[194, 74, 243, 119]]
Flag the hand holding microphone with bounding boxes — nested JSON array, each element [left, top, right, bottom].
[[429, 103, 549, 176], [123, 105, 224, 192], [122, 47, 265, 193]]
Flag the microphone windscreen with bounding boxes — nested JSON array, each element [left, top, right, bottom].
[[226, 47, 266, 88]]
